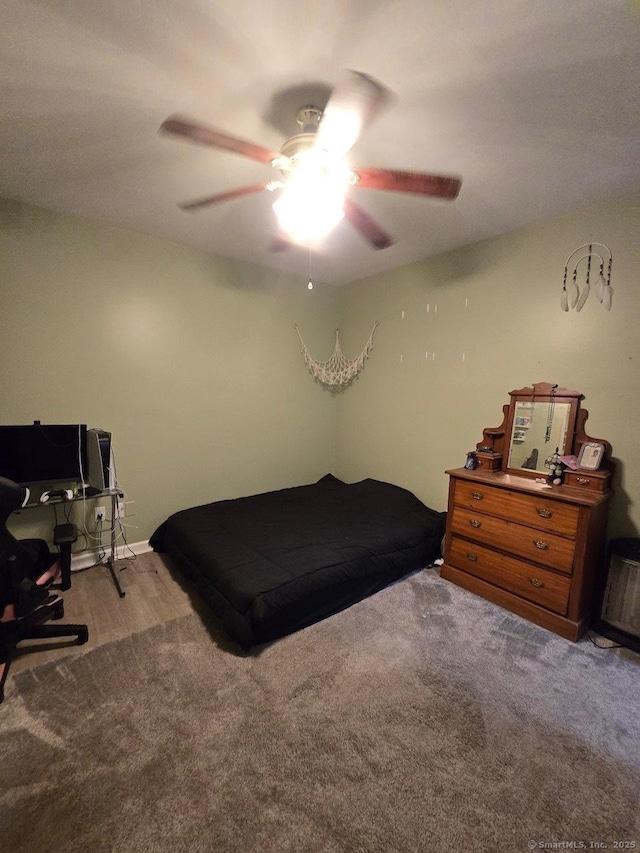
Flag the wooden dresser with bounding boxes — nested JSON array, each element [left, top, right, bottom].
[[440, 383, 614, 641]]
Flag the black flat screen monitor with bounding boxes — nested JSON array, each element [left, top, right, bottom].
[[0, 423, 87, 485]]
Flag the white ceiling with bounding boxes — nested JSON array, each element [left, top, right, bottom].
[[1, 1, 638, 284]]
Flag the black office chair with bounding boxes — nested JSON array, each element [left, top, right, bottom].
[[0, 476, 88, 704]]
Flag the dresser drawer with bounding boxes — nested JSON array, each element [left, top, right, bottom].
[[453, 479, 579, 537], [563, 470, 611, 494], [450, 507, 575, 574], [448, 536, 571, 615]]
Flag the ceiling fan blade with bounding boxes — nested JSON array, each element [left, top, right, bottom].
[[160, 116, 279, 166], [343, 198, 395, 250], [178, 183, 270, 211], [355, 167, 462, 200], [316, 70, 390, 156]]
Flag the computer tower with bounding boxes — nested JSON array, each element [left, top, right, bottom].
[[86, 428, 114, 492]]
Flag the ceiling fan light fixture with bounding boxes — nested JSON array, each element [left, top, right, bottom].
[[273, 151, 351, 245], [273, 181, 345, 245]]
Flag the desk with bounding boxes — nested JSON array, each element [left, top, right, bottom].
[[18, 488, 126, 598]]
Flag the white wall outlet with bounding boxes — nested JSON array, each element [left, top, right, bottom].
[[94, 506, 106, 523], [114, 500, 134, 520]]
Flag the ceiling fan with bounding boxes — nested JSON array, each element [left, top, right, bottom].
[[160, 71, 462, 250]]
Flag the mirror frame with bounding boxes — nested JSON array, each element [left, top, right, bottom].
[[503, 383, 582, 479]]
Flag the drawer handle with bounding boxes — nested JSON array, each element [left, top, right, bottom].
[[529, 578, 545, 589], [471, 491, 483, 501], [537, 508, 553, 518], [469, 519, 482, 528], [534, 540, 549, 550], [576, 476, 590, 485], [467, 552, 478, 562]]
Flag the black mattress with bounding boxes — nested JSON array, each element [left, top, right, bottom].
[[149, 474, 445, 649]]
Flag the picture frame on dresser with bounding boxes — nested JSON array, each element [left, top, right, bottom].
[[577, 442, 605, 471], [441, 382, 614, 641]]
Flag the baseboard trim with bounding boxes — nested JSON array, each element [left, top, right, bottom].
[[71, 540, 152, 571]]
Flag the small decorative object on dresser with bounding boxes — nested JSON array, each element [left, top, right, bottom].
[[441, 383, 614, 641]]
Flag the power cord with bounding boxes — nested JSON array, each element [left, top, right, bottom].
[[70, 517, 105, 572], [71, 431, 140, 574]]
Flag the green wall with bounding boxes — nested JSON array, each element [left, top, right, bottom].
[[1, 199, 337, 545], [2, 194, 639, 551], [335, 195, 640, 538]]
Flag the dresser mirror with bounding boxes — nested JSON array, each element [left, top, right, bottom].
[[503, 384, 580, 479], [474, 382, 613, 486], [507, 400, 573, 473]]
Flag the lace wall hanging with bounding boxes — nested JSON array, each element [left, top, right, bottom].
[[294, 322, 378, 391]]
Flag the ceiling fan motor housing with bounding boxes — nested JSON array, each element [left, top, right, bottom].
[[278, 132, 319, 159], [273, 106, 323, 177]]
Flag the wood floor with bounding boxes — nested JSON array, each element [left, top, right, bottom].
[[10, 551, 201, 675]]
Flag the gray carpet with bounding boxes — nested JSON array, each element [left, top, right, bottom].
[[1, 568, 639, 853]]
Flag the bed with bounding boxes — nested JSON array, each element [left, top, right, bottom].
[[149, 474, 445, 649]]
